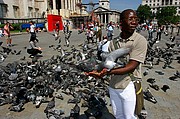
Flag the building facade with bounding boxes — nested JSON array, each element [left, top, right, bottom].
[[0, 0, 83, 19], [0, 0, 48, 19], [142, 0, 180, 15], [94, 0, 120, 25]]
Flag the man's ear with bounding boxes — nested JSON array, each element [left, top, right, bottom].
[[120, 21, 122, 26]]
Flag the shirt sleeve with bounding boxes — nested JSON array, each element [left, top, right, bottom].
[[129, 36, 147, 63]]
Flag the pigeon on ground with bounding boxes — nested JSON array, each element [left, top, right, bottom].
[[9, 102, 24, 112], [147, 78, 156, 84], [0, 41, 3, 46], [44, 97, 55, 113], [143, 69, 149, 76], [149, 83, 159, 91], [155, 70, 164, 75], [161, 85, 170, 92], [16, 50, 21, 55], [143, 87, 157, 104]]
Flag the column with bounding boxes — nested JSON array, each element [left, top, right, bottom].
[[104, 13, 106, 25], [53, 0, 56, 10], [61, 0, 64, 9], [101, 14, 103, 24]]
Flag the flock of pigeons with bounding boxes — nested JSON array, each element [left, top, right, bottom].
[[0, 29, 179, 119], [142, 33, 180, 104]]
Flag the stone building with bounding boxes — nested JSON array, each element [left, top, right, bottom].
[[0, 0, 83, 19], [0, 0, 47, 19], [142, 0, 180, 15], [94, 0, 120, 25]]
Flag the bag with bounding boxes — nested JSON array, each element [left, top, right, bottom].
[[134, 80, 144, 116]]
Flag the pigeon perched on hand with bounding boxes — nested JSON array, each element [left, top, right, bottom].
[[101, 47, 131, 71]]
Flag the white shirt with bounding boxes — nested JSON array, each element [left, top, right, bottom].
[[30, 24, 35, 33], [102, 41, 110, 52]]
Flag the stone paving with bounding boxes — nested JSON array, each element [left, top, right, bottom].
[[0, 29, 180, 119]]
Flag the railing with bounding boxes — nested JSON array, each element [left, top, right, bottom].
[[0, 18, 46, 24]]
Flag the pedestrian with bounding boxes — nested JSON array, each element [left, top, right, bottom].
[[148, 23, 153, 39], [97, 35, 110, 61], [86, 28, 94, 43], [55, 21, 60, 38], [3, 22, 14, 47], [107, 21, 114, 40], [156, 25, 163, 41], [95, 22, 102, 42], [27, 34, 42, 58], [0, 28, 4, 37], [29, 21, 36, 39], [86, 9, 147, 119]]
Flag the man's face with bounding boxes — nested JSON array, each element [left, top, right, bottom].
[[121, 11, 139, 34]]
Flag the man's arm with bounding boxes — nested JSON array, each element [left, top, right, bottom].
[[107, 60, 140, 75]]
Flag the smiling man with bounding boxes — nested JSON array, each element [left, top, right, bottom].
[[87, 9, 147, 119]]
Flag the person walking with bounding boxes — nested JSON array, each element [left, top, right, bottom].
[[86, 9, 147, 119], [27, 34, 42, 58], [95, 22, 102, 42], [29, 21, 36, 40], [107, 21, 114, 40], [156, 25, 163, 41], [4, 22, 13, 47]]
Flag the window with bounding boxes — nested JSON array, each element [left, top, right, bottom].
[[35, 8, 39, 17], [13, 6, 19, 18], [146, 1, 148, 3], [0, 4, 7, 18], [175, 2, 177, 5], [28, 7, 33, 17]]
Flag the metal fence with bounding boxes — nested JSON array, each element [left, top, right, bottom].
[[0, 18, 46, 24]]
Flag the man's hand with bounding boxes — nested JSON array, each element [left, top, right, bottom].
[[85, 68, 109, 79]]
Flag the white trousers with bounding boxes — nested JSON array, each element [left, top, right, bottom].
[[108, 81, 137, 119]]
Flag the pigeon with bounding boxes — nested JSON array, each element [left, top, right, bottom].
[[155, 70, 164, 75], [147, 78, 156, 84], [169, 76, 178, 81], [20, 56, 26, 60], [149, 83, 159, 91], [101, 47, 131, 70], [44, 97, 55, 113], [35, 96, 43, 108], [16, 50, 21, 55], [161, 85, 170, 92], [0, 55, 6, 63], [143, 87, 157, 104], [47, 108, 65, 116], [174, 70, 180, 78], [69, 103, 80, 119], [143, 69, 149, 76], [0, 41, 3, 46], [9, 102, 24, 112], [169, 36, 175, 42]]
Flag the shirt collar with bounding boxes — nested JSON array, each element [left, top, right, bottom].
[[118, 31, 136, 42]]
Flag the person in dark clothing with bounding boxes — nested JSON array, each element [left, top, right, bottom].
[[27, 35, 42, 57]]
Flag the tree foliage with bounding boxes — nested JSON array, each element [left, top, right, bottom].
[[136, 4, 152, 23], [156, 6, 179, 25]]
